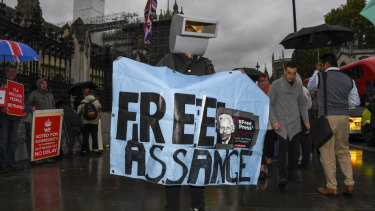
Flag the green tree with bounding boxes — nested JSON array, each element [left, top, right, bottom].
[[325, 0, 375, 49], [292, 0, 375, 80], [292, 48, 333, 80]]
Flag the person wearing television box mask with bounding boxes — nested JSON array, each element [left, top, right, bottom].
[[156, 14, 219, 211]]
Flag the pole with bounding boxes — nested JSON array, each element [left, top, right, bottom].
[[292, 0, 298, 65], [292, 0, 297, 33]]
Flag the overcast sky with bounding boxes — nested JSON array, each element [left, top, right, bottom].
[[4, 0, 347, 75]]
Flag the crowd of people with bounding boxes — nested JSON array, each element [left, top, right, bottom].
[[0, 64, 102, 173], [256, 53, 360, 197], [0, 16, 368, 211]]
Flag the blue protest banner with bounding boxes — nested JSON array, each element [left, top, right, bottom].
[[110, 57, 269, 186]]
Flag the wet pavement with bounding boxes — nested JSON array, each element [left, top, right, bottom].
[[1, 139, 375, 211]]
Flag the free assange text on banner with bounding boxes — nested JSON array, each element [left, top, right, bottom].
[[110, 57, 269, 186]]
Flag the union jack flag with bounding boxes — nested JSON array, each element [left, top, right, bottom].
[[0, 40, 40, 62], [143, 0, 157, 45]]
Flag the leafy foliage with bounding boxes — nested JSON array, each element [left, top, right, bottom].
[[292, 0, 375, 80], [325, 0, 375, 49], [292, 48, 333, 80]]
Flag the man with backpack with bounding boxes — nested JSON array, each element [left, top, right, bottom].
[[77, 90, 101, 154]]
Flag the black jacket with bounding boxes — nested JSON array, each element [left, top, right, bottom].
[[56, 103, 82, 134], [156, 53, 215, 76]]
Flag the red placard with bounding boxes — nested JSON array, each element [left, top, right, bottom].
[[32, 110, 63, 161], [7, 80, 24, 116], [0, 88, 7, 107]]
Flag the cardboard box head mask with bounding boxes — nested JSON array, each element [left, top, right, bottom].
[[169, 14, 219, 56]]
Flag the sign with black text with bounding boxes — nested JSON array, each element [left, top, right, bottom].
[[31, 109, 63, 161], [6, 80, 24, 116], [110, 58, 269, 186]]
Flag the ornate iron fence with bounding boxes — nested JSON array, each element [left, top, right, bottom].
[[0, 2, 74, 105]]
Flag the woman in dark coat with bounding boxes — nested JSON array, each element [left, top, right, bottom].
[[56, 100, 82, 155]]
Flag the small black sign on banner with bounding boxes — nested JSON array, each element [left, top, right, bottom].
[[215, 107, 259, 150]]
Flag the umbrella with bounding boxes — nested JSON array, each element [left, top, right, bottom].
[[234, 67, 264, 81], [68, 81, 97, 96], [280, 24, 354, 50], [360, 0, 375, 26], [0, 40, 41, 62]]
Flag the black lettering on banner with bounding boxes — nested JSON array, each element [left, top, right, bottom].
[[132, 124, 138, 141], [226, 150, 239, 183], [217, 102, 226, 109], [196, 98, 202, 107], [140, 93, 166, 143], [173, 93, 195, 144], [239, 150, 252, 182], [166, 149, 188, 185], [145, 145, 166, 183], [125, 141, 145, 176], [197, 97, 217, 147], [117, 92, 138, 140], [210, 150, 228, 184], [187, 149, 212, 185]]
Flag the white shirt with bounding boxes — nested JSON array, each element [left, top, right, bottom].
[[307, 67, 360, 107]]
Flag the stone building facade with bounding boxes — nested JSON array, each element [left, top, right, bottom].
[[337, 48, 375, 67]]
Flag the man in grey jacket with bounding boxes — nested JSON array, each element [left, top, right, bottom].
[[268, 62, 310, 189]]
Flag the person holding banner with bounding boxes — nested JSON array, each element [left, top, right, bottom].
[[268, 62, 310, 189], [25, 78, 56, 162], [156, 14, 217, 211], [0, 65, 24, 173], [77, 90, 101, 154]]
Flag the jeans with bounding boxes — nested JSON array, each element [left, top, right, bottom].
[[25, 122, 31, 160], [0, 117, 20, 167], [82, 124, 98, 151], [277, 133, 300, 180], [165, 186, 205, 210], [298, 126, 310, 167]]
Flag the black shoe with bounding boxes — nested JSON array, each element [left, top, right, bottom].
[[278, 178, 288, 189], [191, 207, 205, 211], [259, 171, 267, 180], [8, 164, 22, 171], [288, 171, 302, 183], [0, 166, 9, 173], [294, 172, 302, 183], [266, 163, 273, 170], [93, 150, 102, 155]]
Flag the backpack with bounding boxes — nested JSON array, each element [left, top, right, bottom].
[[82, 100, 98, 121]]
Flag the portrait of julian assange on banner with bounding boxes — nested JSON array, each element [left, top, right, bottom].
[[32, 109, 63, 161], [110, 57, 269, 186]]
